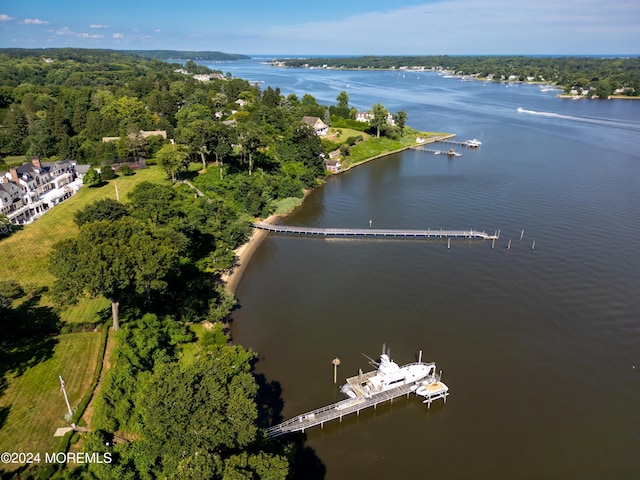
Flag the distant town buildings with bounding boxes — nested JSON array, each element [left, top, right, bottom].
[[173, 68, 225, 81], [0, 157, 89, 225]]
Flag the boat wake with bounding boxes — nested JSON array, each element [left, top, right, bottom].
[[516, 107, 640, 132]]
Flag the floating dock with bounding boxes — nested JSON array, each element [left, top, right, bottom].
[[252, 223, 498, 240], [265, 362, 449, 438]]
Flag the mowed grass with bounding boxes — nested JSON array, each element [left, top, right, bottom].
[[59, 297, 111, 324], [0, 166, 168, 289], [0, 332, 102, 456]]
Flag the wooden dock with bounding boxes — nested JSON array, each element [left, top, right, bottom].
[[252, 223, 498, 240], [265, 363, 448, 438], [434, 139, 481, 148]]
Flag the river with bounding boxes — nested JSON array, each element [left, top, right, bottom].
[[206, 58, 640, 479]]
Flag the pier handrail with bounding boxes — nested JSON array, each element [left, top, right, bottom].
[[251, 223, 498, 240]]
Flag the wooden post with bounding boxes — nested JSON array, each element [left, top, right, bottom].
[[332, 358, 341, 384], [492, 238, 495, 249], [520, 229, 524, 240], [531, 240, 536, 251], [447, 238, 451, 249], [507, 239, 511, 250]]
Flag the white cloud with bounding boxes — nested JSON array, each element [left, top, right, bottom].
[[77, 33, 104, 39], [23, 18, 49, 25], [55, 27, 74, 36], [0, 14, 13, 22], [113, 33, 124, 39], [90, 24, 109, 29]]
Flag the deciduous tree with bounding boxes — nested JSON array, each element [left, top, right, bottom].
[[48, 217, 181, 331]]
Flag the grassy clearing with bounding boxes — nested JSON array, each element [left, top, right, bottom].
[[327, 127, 371, 143], [0, 332, 102, 456], [272, 196, 304, 215], [0, 167, 168, 288]]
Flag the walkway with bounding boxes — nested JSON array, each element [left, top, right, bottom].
[[252, 223, 499, 240]]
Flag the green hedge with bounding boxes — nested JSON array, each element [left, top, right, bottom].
[[330, 116, 369, 131], [69, 324, 109, 427]]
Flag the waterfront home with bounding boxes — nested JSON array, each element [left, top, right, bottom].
[[0, 157, 88, 225], [355, 111, 396, 126], [302, 116, 329, 136]]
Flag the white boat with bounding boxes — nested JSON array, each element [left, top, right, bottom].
[[340, 347, 440, 399], [466, 139, 482, 148]]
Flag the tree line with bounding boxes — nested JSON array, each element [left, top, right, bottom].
[[279, 55, 640, 97]]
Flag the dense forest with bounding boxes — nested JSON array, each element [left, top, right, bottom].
[[0, 48, 355, 479], [279, 55, 640, 97]]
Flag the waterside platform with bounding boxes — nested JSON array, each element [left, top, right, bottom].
[[252, 223, 499, 240], [266, 363, 448, 438]]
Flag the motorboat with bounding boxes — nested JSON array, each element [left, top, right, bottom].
[[466, 139, 482, 147], [340, 347, 438, 399]]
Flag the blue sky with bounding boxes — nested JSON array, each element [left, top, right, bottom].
[[1, 0, 638, 55]]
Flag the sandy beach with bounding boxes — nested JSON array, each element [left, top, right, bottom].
[[222, 213, 283, 295]]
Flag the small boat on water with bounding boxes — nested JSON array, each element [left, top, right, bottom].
[[447, 148, 462, 157], [466, 139, 482, 148], [340, 346, 448, 402]]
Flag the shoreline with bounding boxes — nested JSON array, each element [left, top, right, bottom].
[[222, 213, 283, 295], [221, 133, 455, 295]]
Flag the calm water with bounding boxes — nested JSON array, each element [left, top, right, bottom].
[[212, 59, 640, 479]]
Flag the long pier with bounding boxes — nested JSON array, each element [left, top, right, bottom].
[[252, 223, 498, 240], [266, 364, 448, 438], [434, 139, 481, 148]]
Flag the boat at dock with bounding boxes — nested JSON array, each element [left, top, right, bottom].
[[340, 346, 445, 400], [466, 139, 482, 147], [266, 345, 449, 438], [447, 148, 462, 157]]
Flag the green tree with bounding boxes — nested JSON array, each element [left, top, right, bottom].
[[156, 143, 190, 182], [48, 217, 181, 331], [371, 103, 388, 138], [0, 214, 12, 236], [135, 345, 265, 477], [393, 110, 408, 136], [74, 198, 130, 227], [83, 168, 102, 187]]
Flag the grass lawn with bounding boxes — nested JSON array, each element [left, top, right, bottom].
[[59, 297, 111, 324], [327, 127, 371, 143], [0, 332, 102, 457], [0, 166, 168, 289]]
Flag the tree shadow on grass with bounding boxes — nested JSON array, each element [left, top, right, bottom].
[[0, 292, 60, 398], [0, 405, 9, 432]]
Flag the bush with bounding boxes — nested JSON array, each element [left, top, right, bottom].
[[330, 115, 369, 131], [119, 164, 134, 176], [101, 166, 117, 180]]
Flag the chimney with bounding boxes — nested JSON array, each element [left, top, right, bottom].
[[31, 157, 42, 169], [10, 167, 19, 183]]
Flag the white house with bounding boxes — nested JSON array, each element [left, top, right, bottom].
[[0, 157, 88, 225], [301, 116, 329, 136], [356, 111, 396, 126]]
